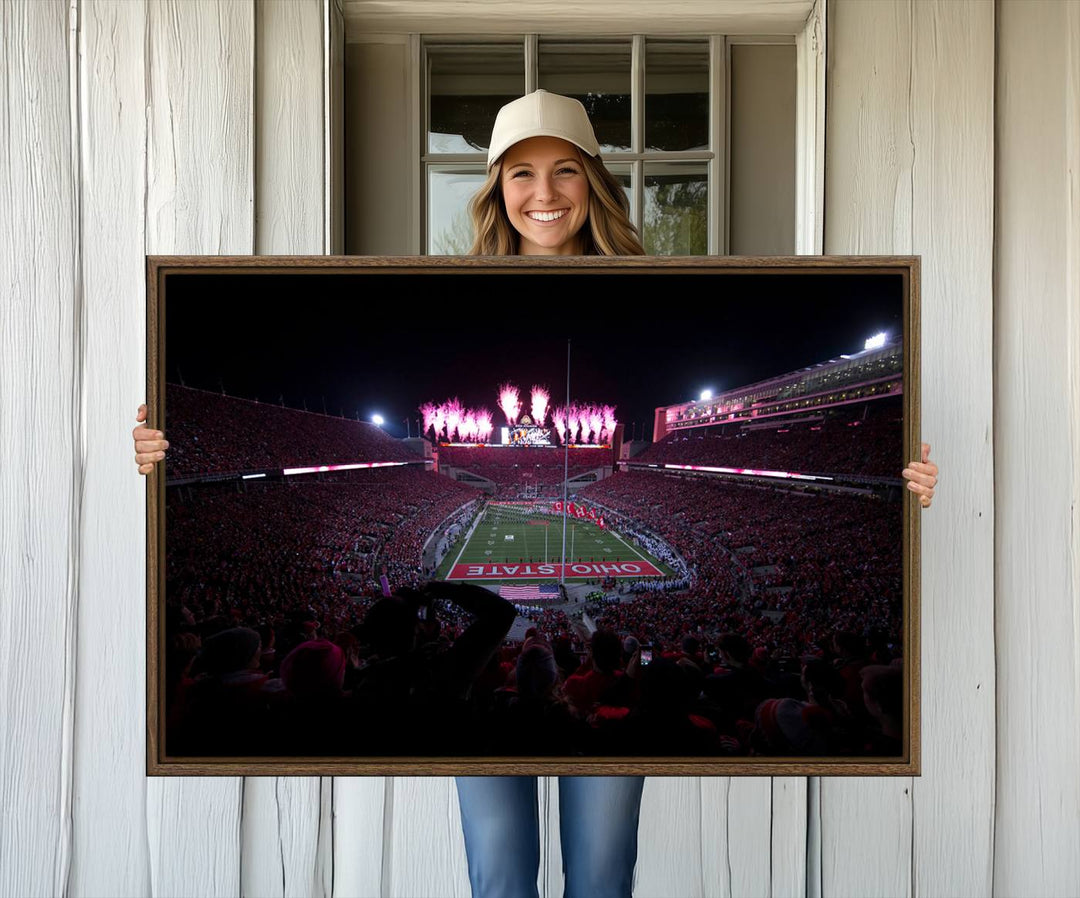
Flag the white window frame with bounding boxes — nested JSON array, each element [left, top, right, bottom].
[[384, 0, 825, 255]]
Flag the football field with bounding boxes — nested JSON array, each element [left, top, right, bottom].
[[438, 502, 671, 582]]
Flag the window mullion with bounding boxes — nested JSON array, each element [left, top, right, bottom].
[[723, 37, 733, 255], [525, 34, 537, 93], [631, 34, 645, 234], [709, 35, 726, 256], [420, 38, 430, 253]]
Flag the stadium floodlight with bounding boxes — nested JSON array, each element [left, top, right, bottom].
[[372, 413, 385, 427], [700, 389, 713, 401], [864, 332, 887, 351]]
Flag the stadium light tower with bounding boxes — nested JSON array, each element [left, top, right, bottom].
[[372, 413, 385, 427], [864, 332, 887, 351], [700, 388, 713, 401]]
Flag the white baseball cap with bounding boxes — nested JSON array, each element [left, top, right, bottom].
[[486, 90, 601, 169]]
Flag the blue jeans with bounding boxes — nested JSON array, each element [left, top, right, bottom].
[[455, 776, 646, 898]]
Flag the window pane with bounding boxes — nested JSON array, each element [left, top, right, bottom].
[[729, 44, 796, 254], [428, 167, 487, 254], [643, 163, 707, 255], [604, 162, 634, 221], [645, 40, 709, 152], [428, 44, 524, 154], [538, 40, 632, 153]]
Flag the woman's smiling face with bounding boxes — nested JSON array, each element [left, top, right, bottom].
[[499, 136, 590, 255]]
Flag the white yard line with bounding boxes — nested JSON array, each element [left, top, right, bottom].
[[449, 511, 482, 572], [608, 526, 651, 564]]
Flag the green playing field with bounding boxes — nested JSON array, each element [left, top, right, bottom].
[[435, 502, 673, 582]]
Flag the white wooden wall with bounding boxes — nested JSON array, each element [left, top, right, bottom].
[[824, 2, 996, 894], [1, 1, 1077, 896]]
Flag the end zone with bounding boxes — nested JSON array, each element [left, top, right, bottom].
[[446, 560, 664, 580]]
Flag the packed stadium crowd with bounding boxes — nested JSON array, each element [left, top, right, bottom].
[[440, 446, 611, 468], [578, 472, 903, 658], [162, 389, 905, 758], [165, 384, 417, 478], [439, 445, 611, 498], [635, 400, 903, 478], [166, 466, 479, 632], [166, 598, 903, 758]]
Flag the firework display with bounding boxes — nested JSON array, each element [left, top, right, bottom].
[[530, 385, 550, 427], [421, 384, 617, 445], [498, 383, 521, 425]]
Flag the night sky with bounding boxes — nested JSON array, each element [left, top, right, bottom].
[[164, 270, 904, 440]]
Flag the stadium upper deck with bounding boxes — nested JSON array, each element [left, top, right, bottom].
[[654, 335, 903, 441], [164, 384, 420, 482]]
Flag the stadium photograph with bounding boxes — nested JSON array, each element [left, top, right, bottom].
[[153, 260, 914, 769]]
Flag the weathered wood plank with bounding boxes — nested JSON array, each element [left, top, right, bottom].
[[383, 777, 471, 898], [696, 778, 776, 898], [143, 2, 254, 894], [821, 779, 912, 898], [242, 778, 327, 898], [823, 2, 914, 894], [825, 2, 996, 897], [908, 3, 995, 896], [0, 2, 78, 896], [994, 2, 1080, 893], [332, 777, 387, 897], [321, 1, 393, 892], [638, 777, 709, 898], [147, 778, 243, 897], [144, 0, 255, 255], [254, 0, 325, 256], [825, 0, 913, 256], [70, 1, 152, 894], [771, 777, 808, 898], [241, 2, 330, 895]]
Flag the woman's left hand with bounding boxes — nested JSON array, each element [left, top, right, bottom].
[[902, 442, 938, 508]]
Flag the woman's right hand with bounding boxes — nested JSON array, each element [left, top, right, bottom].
[[133, 403, 169, 475]]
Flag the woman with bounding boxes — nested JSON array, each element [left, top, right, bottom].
[[133, 90, 939, 898], [453, 90, 648, 898], [467, 89, 643, 257]]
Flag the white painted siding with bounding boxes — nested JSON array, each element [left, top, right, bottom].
[[71, 1, 151, 895], [0, 3, 78, 897], [246, 4, 333, 893], [143, 1, 254, 895], [994, 1, 1080, 893], [1, 2, 1077, 897], [825, 3, 996, 896]]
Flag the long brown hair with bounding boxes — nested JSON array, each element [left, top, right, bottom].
[[468, 149, 645, 256]]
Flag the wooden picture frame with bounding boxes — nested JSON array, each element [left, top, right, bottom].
[[147, 255, 920, 776]]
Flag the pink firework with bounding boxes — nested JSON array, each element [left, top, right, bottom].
[[530, 385, 549, 427], [588, 407, 604, 445], [476, 410, 493, 442], [432, 404, 447, 440], [552, 406, 567, 444], [602, 405, 618, 442], [460, 410, 478, 442], [563, 404, 578, 443], [577, 406, 592, 444], [498, 383, 521, 425], [421, 402, 438, 438], [444, 399, 463, 441]]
